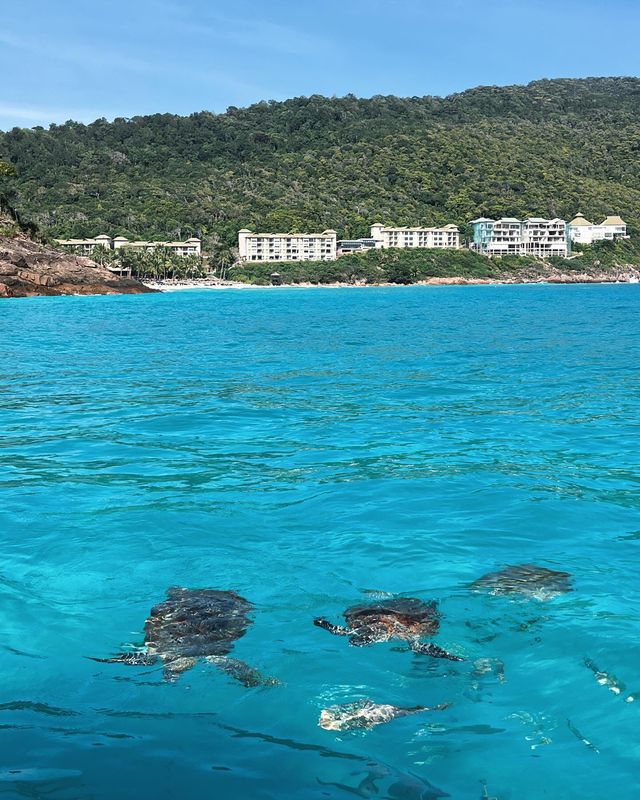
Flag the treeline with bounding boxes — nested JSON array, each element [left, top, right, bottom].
[[235, 248, 507, 284], [569, 236, 640, 269], [2, 77, 640, 260]]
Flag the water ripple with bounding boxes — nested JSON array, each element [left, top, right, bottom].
[[1, 286, 640, 799]]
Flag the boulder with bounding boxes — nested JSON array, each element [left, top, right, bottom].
[[0, 234, 156, 298]]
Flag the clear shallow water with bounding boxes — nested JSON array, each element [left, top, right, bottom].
[[1, 285, 639, 800]]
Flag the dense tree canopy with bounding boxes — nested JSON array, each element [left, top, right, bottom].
[[2, 78, 640, 249]]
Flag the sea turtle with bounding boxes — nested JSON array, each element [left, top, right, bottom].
[[91, 587, 278, 685], [318, 699, 449, 731], [317, 764, 450, 799], [314, 598, 463, 661], [470, 564, 572, 600]]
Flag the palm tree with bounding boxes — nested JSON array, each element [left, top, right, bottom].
[[215, 246, 239, 281], [217, 251, 231, 281]]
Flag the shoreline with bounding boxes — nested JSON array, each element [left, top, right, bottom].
[[143, 273, 640, 292]]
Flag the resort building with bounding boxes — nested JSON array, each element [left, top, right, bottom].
[[470, 218, 522, 256], [568, 214, 628, 245], [337, 238, 378, 256], [112, 237, 202, 256], [521, 218, 569, 258], [470, 217, 570, 258], [54, 234, 113, 256], [237, 229, 337, 262], [369, 223, 461, 250], [56, 235, 202, 257]]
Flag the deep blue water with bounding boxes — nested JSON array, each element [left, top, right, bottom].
[[1, 285, 639, 800]]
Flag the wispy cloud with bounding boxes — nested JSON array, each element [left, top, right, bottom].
[[162, 9, 334, 57], [0, 102, 107, 127], [0, 28, 270, 102], [212, 17, 333, 57], [0, 31, 153, 74]]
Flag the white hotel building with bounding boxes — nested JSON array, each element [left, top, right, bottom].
[[471, 217, 569, 258], [237, 229, 337, 262], [56, 235, 202, 257], [111, 236, 202, 256], [568, 214, 628, 245], [521, 218, 569, 257], [369, 223, 461, 250]]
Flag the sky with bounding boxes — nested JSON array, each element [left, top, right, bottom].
[[1, 0, 640, 130]]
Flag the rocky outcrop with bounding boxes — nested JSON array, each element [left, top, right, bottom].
[[494, 261, 640, 285], [417, 263, 640, 286], [0, 235, 155, 298]]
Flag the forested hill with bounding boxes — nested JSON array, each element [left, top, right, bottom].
[[2, 77, 640, 250]]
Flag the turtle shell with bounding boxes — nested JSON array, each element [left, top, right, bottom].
[[144, 588, 253, 658], [471, 564, 572, 597], [343, 598, 440, 638]]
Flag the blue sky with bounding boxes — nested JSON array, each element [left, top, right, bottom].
[[1, 0, 639, 130]]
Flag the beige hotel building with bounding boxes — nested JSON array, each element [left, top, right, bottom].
[[238, 229, 337, 262]]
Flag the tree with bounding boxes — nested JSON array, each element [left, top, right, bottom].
[[0, 160, 18, 213], [0, 161, 17, 178]]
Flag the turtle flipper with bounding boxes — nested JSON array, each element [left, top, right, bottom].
[[348, 633, 375, 647], [206, 656, 280, 687], [314, 617, 350, 636], [88, 652, 158, 667], [411, 642, 464, 661], [349, 621, 387, 646], [161, 656, 198, 682]]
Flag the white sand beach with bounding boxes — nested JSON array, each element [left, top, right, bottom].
[[143, 271, 640, 292]]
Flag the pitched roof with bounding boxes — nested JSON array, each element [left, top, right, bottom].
[[569, 214, 593, 227], [601, 215, 626, 226], [55, 239, 100, 245], [244, 231, 335, 237]]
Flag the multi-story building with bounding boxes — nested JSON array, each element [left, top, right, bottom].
[[470, 217, 569, 258], [369, 223, 461, 250], [470, 218, 522, 256], [337, 238, 378, 255], [54, 234, 113, 256], [56, 235, 201, 257], [112, 237, 202, 256], [568, 214, 628, 245], [237, 229, 337, 262], [521, 218, 569, 258]]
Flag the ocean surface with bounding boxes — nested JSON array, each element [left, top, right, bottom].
[[1, 285, 639, 800]]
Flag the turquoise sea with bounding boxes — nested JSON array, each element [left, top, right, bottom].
[[2, 285, 639, 799]]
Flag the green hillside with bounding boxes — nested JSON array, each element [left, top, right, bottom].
[[1, 77, 640, 253]]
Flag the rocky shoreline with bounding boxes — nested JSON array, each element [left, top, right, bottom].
[[0, 235, 155, 298], [144, 265, 640, 291], [3, 242, 638, 297]]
